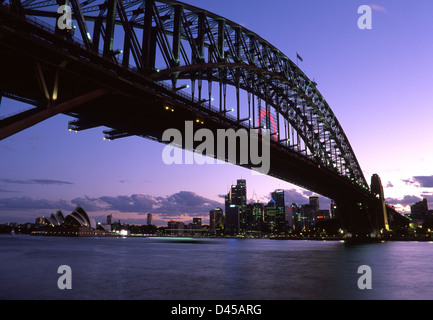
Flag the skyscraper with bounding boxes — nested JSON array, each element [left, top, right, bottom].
[[247, 202, 264, 231], [272, 189, 286, 233], [210, 207, 224, 234], [301, 204, 315, 229], [330, 201, 337, 219], [230, 180, 246, 207], [309, 196, 319, 210], [264, 198, 277, 232], [225, 192, 231, 217], [291, 203, 303, 231], [147, 213, 153, 226], [411, 198, 429, 221], [225, 205, 240, 235], [226, 179, 247, 232]]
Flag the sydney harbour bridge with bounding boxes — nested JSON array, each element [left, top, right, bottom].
[[0, 0, 393, 237]]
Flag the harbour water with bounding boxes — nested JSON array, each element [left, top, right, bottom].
[[1, 234, 432, 300]]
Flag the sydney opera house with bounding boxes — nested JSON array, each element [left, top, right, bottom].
[[31, 205, 117, 237]]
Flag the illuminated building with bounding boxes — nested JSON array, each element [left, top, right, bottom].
[[246, 202, 264, 231], [35, 217, 47, 225], [300, 204, 316, 229], [271, 189, 286, 233], [231, 179, 247, 230], [291, 203, 303, 231], [316, 210, 332, 221], [167, 220, 185, 235], [264, 198, 277, 232], [330, 201, 337, 219], [192, 218, 202, 228], [225, 179, 247, 232]]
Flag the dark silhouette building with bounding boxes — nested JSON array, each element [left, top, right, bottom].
[[209, 207, 224, 234], [225, 179, 247, 231], [264, 198, 277, 232], [330, 201, 337, 219], [411, 198, 429, 221], [271, 189, 286, 233], [309, 196, 319, 210], [225, 205, 240, 234], [246, 202, 265, 232]]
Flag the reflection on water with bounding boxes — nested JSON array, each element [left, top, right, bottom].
[[0, 235, 432, 300]]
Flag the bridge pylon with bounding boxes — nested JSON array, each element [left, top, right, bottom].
[[370, 173, 390, 232], [334, 174, 389, 240], [334, 199, 373, 237]]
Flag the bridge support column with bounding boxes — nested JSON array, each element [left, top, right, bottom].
[[335, 195, 390, 241], [335, 199, 376, 239], [371, 174, 389, 232]]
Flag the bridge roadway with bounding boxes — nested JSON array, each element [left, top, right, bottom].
[[0, 3, 386, 236]]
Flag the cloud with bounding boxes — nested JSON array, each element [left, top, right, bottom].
[[2, 145, 14, 152], [279, 189, 311, 205], [0, 191, 223, 224], [0, 179, 74, 185], [402, 178, 416, 186], [0, 196, 75, 211], [413, 176, 433, 188], [370, 4, 386, 12], [28, 135, 44, 141], [386, 181, 394, 188], [70, 195, 113, 211], [262, 188, 331, 208], [402, 175, 433, 188], [420, 192, 433, 202], [167, 191, 215, 207], [70, 191, 223, 218], [98, 194, 158, 213], [386, 195, 422, 207], [0, 188, 20, 193]]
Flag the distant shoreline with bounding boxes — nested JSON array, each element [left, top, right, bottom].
[[3, 232, 433, 243]]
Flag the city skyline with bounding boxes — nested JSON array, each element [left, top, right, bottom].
[[0, 172, 330, 226], [1, 0, 433, 226]]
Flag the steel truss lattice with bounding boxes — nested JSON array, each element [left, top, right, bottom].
[[2, 0, 369, 190]]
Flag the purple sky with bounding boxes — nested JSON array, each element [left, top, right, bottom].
[[1, 0, 433, 225]]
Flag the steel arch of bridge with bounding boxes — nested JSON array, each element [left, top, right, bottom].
[[0, 0, 368, 191]]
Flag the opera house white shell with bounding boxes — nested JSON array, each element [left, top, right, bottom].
[[34, 205, 114, 237]]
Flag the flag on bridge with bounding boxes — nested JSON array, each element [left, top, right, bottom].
[[296, 52, 303, 62]]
